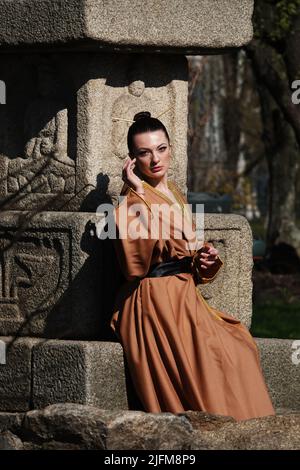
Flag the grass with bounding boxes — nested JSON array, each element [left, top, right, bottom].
[[233, 217, 300, 338], [250, 300, 300, 339], [247, 216, 300, 339]]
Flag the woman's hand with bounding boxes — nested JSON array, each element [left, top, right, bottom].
[[199, 243, 219, 270], [122, 156, 144, 192]]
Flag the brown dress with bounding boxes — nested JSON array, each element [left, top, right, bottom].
[[110, 178, 276, 421]]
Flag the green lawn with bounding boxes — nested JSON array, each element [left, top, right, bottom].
[[247, 218, 300, 338], [250, 301, 300, 339]]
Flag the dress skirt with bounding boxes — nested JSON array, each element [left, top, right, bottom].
[[110, 179, 276, 421]]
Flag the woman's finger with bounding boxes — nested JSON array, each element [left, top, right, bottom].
[[201, 260, 215, 266], [125, 160, 133, 175], [205, 257, 218, 262], [206, 249, 218, 259], [201, 252, 218, 260], [127, 165, 135, 175], [127, 163, 133, 171], [122, 161, 130, 174]]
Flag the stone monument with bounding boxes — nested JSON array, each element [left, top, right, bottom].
[[0, 1, 298, 448]]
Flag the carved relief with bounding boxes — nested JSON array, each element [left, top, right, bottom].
[[7, 60, 75, 195], [111, 78, 156, 160], [109, 56, 176, 189], [0, 229, 70, 322]]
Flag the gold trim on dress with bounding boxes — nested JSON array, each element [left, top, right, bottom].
[[142, 179, 184, 215], [167, 180, 194, 226], [128, 186, 154, 218], [196, 287, 262, 357], [118, 182, 154, 218], [195, 287, 225, 322], [167, 180, 187, 215]]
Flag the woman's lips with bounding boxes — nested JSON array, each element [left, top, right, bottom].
[[151, 166, 163, 172]]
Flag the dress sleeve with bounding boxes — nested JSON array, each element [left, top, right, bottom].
[[112, 187, 158, 282]]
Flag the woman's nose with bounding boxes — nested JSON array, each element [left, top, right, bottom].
[[152, 152, 160, 163]]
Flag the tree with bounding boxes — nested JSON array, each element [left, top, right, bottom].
[[245, 0, 300, 255]]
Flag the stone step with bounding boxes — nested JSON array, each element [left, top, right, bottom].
[[254, 337, 300, 412], [0, 403, 299, 450], [0, 336, 299, 413]]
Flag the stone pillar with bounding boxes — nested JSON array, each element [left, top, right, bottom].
[[0, 0, 257, 411]]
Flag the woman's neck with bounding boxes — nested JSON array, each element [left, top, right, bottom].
[[143, 175, 169, 192]]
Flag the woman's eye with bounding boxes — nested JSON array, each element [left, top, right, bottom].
[[159, 147, 166, 152]]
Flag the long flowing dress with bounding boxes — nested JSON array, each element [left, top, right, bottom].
[[110, 178, 276, 421]]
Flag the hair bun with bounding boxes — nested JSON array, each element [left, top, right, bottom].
[[133, 111, 151, 121]]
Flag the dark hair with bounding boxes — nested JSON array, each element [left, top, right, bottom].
[[127, 111, 170, 155]]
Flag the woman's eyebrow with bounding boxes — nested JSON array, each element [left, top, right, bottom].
[[137, 143, 168, 150]]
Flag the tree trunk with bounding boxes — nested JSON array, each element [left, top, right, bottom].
[[258, 86, 300, 256]]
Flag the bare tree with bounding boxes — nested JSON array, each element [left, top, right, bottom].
[[245, 0, 300, 255]]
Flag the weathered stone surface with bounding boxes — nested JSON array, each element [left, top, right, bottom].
[[0, 404, 299, 450], [0, 211, 110, 339], [22, 404, 115, 449], [85, 53, 188, 206], [0, 52, 187, 211], [0, 211, 252, 338], [0, 412, 24, 433], [1, 337, 297, 414], [32, 340, 128, 410], [188, 411, 300, 450], [0, 337, 41, 411], [196, 213, 253, 328], [105, 410, 193, 450], [255, 338, 300, 411], [0, 1, 254, 53], [0, 53, 77, 211], [23, 404, 193, 450], [177, 410, 236, 431], [0, 430, 24, 450]]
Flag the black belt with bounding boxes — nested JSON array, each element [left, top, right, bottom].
[[143, 256, 193, 278]]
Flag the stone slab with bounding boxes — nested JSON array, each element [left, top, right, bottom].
[[1, 404, 300, 450], [0, 52, 187, 211], [255, 338, 300, 411], [1, 337, 299, 415], [0, 1, 254, 53], [32, 340, 128, 410], [0, 336, 41, 411], [196, 213, 253, 328], [0, 211, 253, 337], [0, 211, 112, 339]]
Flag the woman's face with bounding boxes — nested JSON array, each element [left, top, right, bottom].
[[130, 129, 170, 181]]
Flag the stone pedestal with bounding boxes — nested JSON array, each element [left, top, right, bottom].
[[3, 0, 284, 416], [0, 53, 188, 210], [0, 212, 253, 341], [1, 336, 299, 413], [0, 211, 264, 413]]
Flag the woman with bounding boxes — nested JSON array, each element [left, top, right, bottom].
[[110, 111, 276, 421]]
